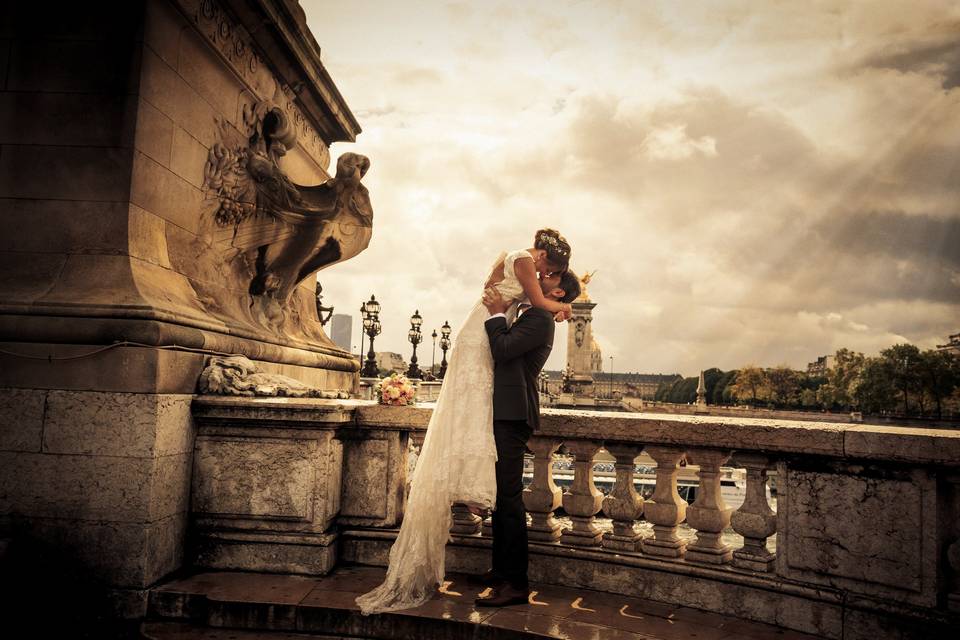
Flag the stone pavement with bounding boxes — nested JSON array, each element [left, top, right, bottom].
[[145, 565, 826, 639]]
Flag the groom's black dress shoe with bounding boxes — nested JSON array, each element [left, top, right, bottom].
[[467, 569, 505, 588], [474, 584, 530, 607]]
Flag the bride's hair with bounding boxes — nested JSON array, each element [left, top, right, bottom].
[[534, 228, 571, 269]]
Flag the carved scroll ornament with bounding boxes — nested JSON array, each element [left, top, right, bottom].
[[192, 96, 373, 337]]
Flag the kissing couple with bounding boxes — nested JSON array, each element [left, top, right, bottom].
[[357, 228, 581, 614]]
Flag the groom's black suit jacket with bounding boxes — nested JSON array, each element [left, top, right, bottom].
[[484, 307, 555, 432]]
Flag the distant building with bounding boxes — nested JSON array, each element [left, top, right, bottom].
[[376, 352, 407, 374], [590, 338, 603, 374], [545, 370, 680, 400], [937, 333, 960, 356], [625, 373, 683, 399], [330, 314, 352, 351], [806, 354, 836, 377]]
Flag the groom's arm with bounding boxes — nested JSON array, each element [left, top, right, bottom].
[[484, 313, 550, 363]]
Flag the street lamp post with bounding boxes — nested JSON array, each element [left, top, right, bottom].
[[358, 301, 366, 365], [406, 310, 423, 379], [431, 329, 438, 376], [439, 320, 452, 379], [361, 294, 382, 378], [609, 356, 614, 398]]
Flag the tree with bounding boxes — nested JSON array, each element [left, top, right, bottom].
[[654, 378, 681, 402], [766, 366, 801, 407], [711, 369, 739, 406], [818, 348, 865, 410], [880, 344, 922, 415], [731, 366, 765, 406], [917, 350, 960, 419], [800, 374, 826, 409], [800, 388, 819, 408], [668, 377, 699, 404], [702, 368, 724, 405], [851, 357, 896, 414]]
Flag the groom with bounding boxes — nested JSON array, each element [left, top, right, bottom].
[[474, 270, 581, 607]]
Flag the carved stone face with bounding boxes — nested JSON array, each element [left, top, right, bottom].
[[336, 152, 371, 182]]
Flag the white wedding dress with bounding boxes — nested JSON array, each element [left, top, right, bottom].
[[356, 249, 534, 615]]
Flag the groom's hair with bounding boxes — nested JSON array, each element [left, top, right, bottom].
[[557, 270, 581, 303]]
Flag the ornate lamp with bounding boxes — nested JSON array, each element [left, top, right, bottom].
[[431, 329, 438, 377], [361, 295, 382, 377], [439, 320, 452, 379], [406, 310, 423, 379]]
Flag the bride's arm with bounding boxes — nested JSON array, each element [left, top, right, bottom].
[[514, 257, 572, 318]]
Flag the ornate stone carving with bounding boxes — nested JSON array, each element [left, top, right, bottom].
[[198, 355, 349, 398], [193, 96, 372, 335], [180, 0, 330, 167]]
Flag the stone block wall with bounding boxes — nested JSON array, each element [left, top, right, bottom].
[[0, 387, 195, 612]]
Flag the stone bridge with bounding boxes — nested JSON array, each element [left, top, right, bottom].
[[159, 397, 960, 639]]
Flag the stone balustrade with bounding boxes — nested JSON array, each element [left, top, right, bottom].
[[190, 397, 960, 640]]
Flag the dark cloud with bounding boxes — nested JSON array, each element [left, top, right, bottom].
[[819, 210, 960, 267], [858, 30, 960, 90]]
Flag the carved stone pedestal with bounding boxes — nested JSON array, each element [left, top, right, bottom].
[[191, 398, 352, 575]]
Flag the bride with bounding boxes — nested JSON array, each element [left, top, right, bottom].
[[356, 228, 573, 614]]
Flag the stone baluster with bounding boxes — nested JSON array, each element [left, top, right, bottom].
[[730, 453, 777, 572], [685, 448, 734, 564], [601, 443, 645, 551], [450, 503, 482, 535], [560, 440, 604, 547], [523, 437, 563, 542], [640, 446, 688, 558]]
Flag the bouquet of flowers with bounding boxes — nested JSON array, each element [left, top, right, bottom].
[[375, 373, 417, 406]]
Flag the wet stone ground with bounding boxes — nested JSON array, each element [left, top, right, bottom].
[[145, 565, 821, 640]]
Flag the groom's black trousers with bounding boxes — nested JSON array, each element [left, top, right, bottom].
[[492, 418, 532, 590]]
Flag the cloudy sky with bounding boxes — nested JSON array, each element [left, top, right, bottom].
[[303, 0, 960, 376]]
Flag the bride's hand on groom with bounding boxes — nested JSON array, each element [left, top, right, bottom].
[[553, 303, 572, 322]]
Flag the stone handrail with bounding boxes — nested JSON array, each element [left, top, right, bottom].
[[190, 397, 960, 639]]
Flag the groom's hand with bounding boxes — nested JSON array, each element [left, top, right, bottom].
[[482, 287, 510, 315]]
